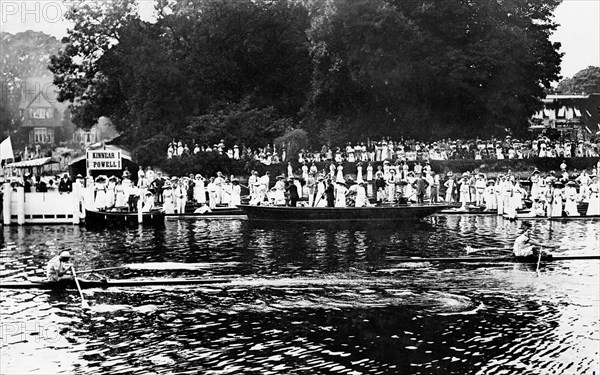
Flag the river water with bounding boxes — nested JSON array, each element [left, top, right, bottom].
[[1, 215, 599, 374]]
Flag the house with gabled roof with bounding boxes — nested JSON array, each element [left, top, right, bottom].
[[18, 77, 72, 146]]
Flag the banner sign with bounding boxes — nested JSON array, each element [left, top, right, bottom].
[[87, 150, 122, 170]]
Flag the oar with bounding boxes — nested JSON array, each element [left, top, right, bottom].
[[76, 266, 125, 274], [536, 247, 544, 276], [71, 266, 90, 309], [77, 262, 241, 273], [466, 246, 512, 254]]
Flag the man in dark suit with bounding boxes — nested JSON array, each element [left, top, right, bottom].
[[58, 174, 73, 193], [286, 180, 300, 207]]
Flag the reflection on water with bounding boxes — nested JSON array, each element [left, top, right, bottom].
[[1, 216, 599, 374]]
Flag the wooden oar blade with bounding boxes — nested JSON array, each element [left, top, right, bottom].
[[466, 247, 512, 254]]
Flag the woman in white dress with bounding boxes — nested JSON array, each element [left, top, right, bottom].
[[162, 183, 175, 214], [355, 182, 367, 207], [576, 170, 591, 201], [273, 176, 286, 205], [387, 169, 397, 202], [550, 182, 564, 217], [356, 163, 364, 183], [444, 173, 456, 203], [530, 172, 541, 200], [586, 176, 599, 216], [115, 180, 126, 208], [105, 177, 116, 209], [194, 175, 206, 204], [207, 177, 218, 209], [301, 163, 309, 182], [366, 163, 373, 181], [564, 182, 579, 216], [495, 176, 505, 215], [459, 177, 470, 207], [334, 182, 348, 207], [230, 179, 241, 207], [221, 179, 232, 206], [94, 176, 107, 210], [484, 179, 496, 210], [513, 180, 526, 210], [336, 164, 344, 183]]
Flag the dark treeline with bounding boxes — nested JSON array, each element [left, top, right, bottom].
[[50, 0, 563, 167]]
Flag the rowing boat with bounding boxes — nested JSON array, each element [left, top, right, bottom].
[[85, 209, 166, 227], [238, 203, 451, 222], [0, 277, 231, 290], [387, 254, 600, 263]]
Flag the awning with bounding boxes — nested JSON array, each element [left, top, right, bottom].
[[5, 157, 59, 168]]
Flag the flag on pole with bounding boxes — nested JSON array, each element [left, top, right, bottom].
[[0, 136, 15, 161]]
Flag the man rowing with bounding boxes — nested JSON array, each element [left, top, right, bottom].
[[46, 250, 74, 282], [513, 222, 551, 259]]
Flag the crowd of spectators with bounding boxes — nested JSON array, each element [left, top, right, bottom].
[[167, 136, 600, 165]]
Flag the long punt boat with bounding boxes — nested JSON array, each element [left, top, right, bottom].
[[0, 277, 231, 290], [238, 204, 451, 222]]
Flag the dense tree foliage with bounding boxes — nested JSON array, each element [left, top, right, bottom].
[[49, 0, 563, 163], [556, 66, 600, 94]]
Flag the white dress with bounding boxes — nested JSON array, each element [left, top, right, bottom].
[[194, 179, 206, 204], [115, 184, 126, 207], [355, 185, 367, 207], [564, 186, 579, 216], [163, 189, 174, 214], [336, 165, 344, 183], [366, 165, 373, 181], [356, 165, 364, 183], [550, 189, 563, 217], [94, 182, 107, 210], [231, 185, 241, 207], [335, 185, 348, 207], [586, 183, 599, 216]]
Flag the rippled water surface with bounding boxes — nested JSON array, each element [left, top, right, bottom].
[[1, 216, 599, 374]]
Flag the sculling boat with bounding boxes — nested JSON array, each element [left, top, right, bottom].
[[0, 277, 231, 290], [238, 204, 451, 222], [387, 254, 600, 263], [85, 209, 166, 227]]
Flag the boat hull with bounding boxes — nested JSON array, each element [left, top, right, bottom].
[[0, 277, 231, 290], [165, 207, 245, 218], [85, 209, 165, 227], [238, 204, 451, 222]]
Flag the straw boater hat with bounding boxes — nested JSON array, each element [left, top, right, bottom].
[[447, 172, 454, 177], [566, 181, 578, 187]]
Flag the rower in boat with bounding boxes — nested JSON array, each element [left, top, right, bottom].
[[46, 250, 74, 282], [513, 222, 553, 260]]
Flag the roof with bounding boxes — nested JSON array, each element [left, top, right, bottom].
[[5, 157, 59, 168], [542, 94, 590, 103]]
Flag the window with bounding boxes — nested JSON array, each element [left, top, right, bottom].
[[32, 128, 54, 144], [29, 107, 53, 119]]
